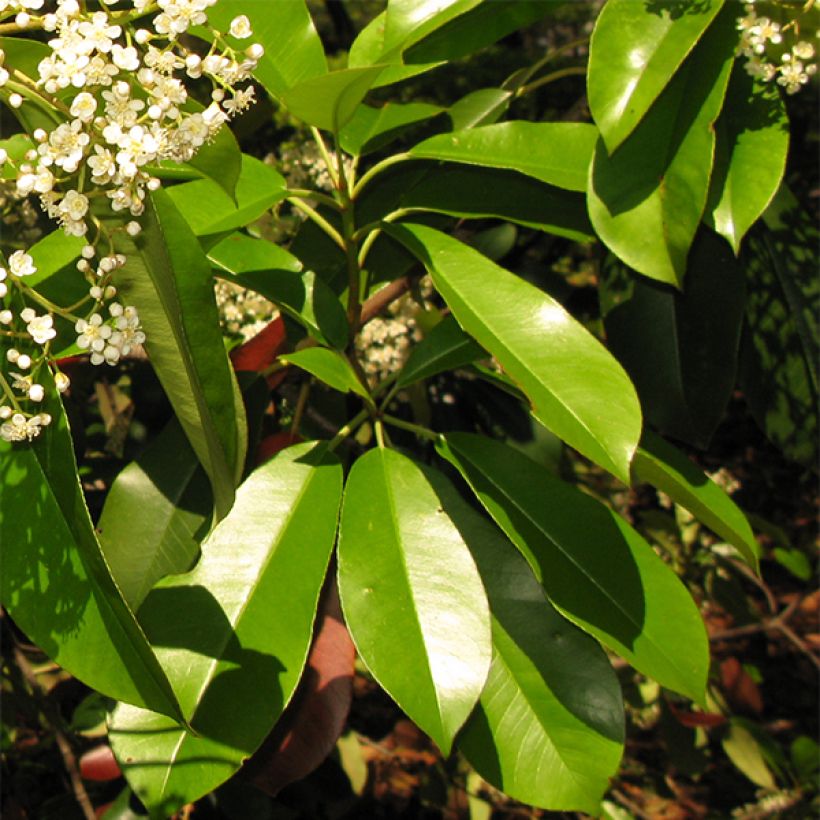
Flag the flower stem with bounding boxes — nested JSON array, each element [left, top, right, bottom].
[[382, 413, 441, 443]]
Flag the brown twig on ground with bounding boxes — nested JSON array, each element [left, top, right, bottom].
[[7, 634, 96, 820]]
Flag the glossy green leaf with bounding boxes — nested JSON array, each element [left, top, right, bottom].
[[340, 101, 444, 156], [279, 347, 370, 400], [601, 229, 746, 449], [281, 67, 386, 133], [588, 10, 735, 286], [357, 162, 593, 241], [184, 113, 242, 201], [739, 188, 818, 467], [110, 442, 343, 815], [0, 37, 60, 131], [205, 0, 327, 98], [208, 233, 348, 349], [705, 66, 789, 254], [632, 431, 758, 570], [0, 134, 34, 179], [587, 0, 725, 152], [388, 223, 640, 483], [24, 229, 86, 288], [722, 719, 777, 790], [382, 0, 482, 58], [112, 189, 246, 520], [438, 433, 710, 701], [337, 447, 491, 754], [446, 87, 512, 130], [98, 418, 211, 612], [397, 314, 485, 388], [410, 122, 597, 192], [165, 154, 287, 242], [422, 467, 624, 813], [0, 394, 183, 721]]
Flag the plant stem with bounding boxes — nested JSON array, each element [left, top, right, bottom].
[[508, 36, 589, 89], [286, 188, 342, 211], [516, 66, 587, 97], [286, 197, 345, 251], [351, 153, 410, 199], [327, 408, 369, 451], [311, 127, 339, 190], [291, 379, 311, 436], [374, 418, 386, 448], [382, 413, 441, 443]]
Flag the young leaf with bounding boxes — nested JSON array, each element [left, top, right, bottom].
[[279, 348, 370, 401], [165, 154, 287, 242], [601, 229, 746, 449], [587, 8, 735, 287], [281, 66, 386, 133], [437, 433, 710, 702], [337, 448, 492, 754], [110, 442, 343, 815], [340, 101, 444, 156], [397, 314, 485, 388], [208, 233, 348, 349], [705, 66, 789, 255], [423, 467, 625, 813], [387, 222, 641, 483], [97, 418, 211, 611], [632, 431, 759, 570], [587, 0, 725, 152], [0, 396, 184, 721], [112, 189, 247, 519], [203, 0, 327, 98], [409, 122, 597, 192]]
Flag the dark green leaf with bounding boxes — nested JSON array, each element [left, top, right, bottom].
[[438, 433, 710, 701], [388, 223, 641, 483], [205, 0, 327, 98], [601, 228, 746, 449], [340, 101, 444, 156], [397, 315, 485, 388], [279, 348, 370, 401], [165, 154, 287, 242], [337, 448, 491, 754], [110, 442, 343, 814], [98, 418, 211, 611], [587, 0, 725, 152], [410, 122, 597, 192], [632, 431, 758, 569], [423, 467, 624, 813], [588, 10, 735, 286], [281, 67, 386, 133], [208, 233, 348, 348], [112, 189, 247, 519], [0, 394, 183, 721], [705, 66, 789, 254]]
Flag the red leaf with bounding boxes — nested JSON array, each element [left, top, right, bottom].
[[80, 744, 123, 782], [242, 574, 356, 796], [256, 432, 302, 466], [230, 317, 288, 388], [719, 656, 763, 715], [667, 702, 727, 729]]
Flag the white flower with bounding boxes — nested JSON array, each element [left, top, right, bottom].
[[69, 91, 98, 122], [111, 44, 140, 71], [25, 311, 57, 345], [55, 372, 71, 392], [76, 312, 112, 354], [8, 250, 36, 277], [1, 412, 50, 442], [229, 15, 252, 38]]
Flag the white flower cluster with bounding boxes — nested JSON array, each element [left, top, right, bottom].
[[214, 279, 276, 343], [1, 0, 261, 442], [737, 1, 818, 94]]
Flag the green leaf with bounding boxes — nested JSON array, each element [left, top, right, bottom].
[[739, 188, 819, 467], [340, 101, 444, 156], [410, 122, 597, 192], [381, 0, 482, 60], [184, 114, 242, 201], [337, 448, 491, 754], [112, 189, 246, 520], [722, 719, 777, 790], [397, 314, 485, 388], [0, 37, 60, 131], [587, 0, 725, 152], [165, 154, 287, 242], [98, 418, 211, 611], [0, 394, 183, 721], [110, 442, 343, 815], [358, 162, 594, 241], [423, 467, 624, 813], [446, 87, 511, 130], [208, 233, 348, 349], [387, 223, 641, 483], [705, 66, 789, 254], [279, 347, 370, 401], [0, 134, 34, 179], [205, 0, 327, 97], [601, 229, 746, 449], [587, 9, 734, 286], [632, 431, 759, 570], [772, 548, 812, 582], [24, 229, 86, 288], [438, 433, 710, 701], [281, 66, 386, 133]]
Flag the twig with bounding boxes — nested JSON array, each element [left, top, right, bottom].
[[9, 638, 96, 820], [610, 787, 654, 820], [359, 277, 412, 325]]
